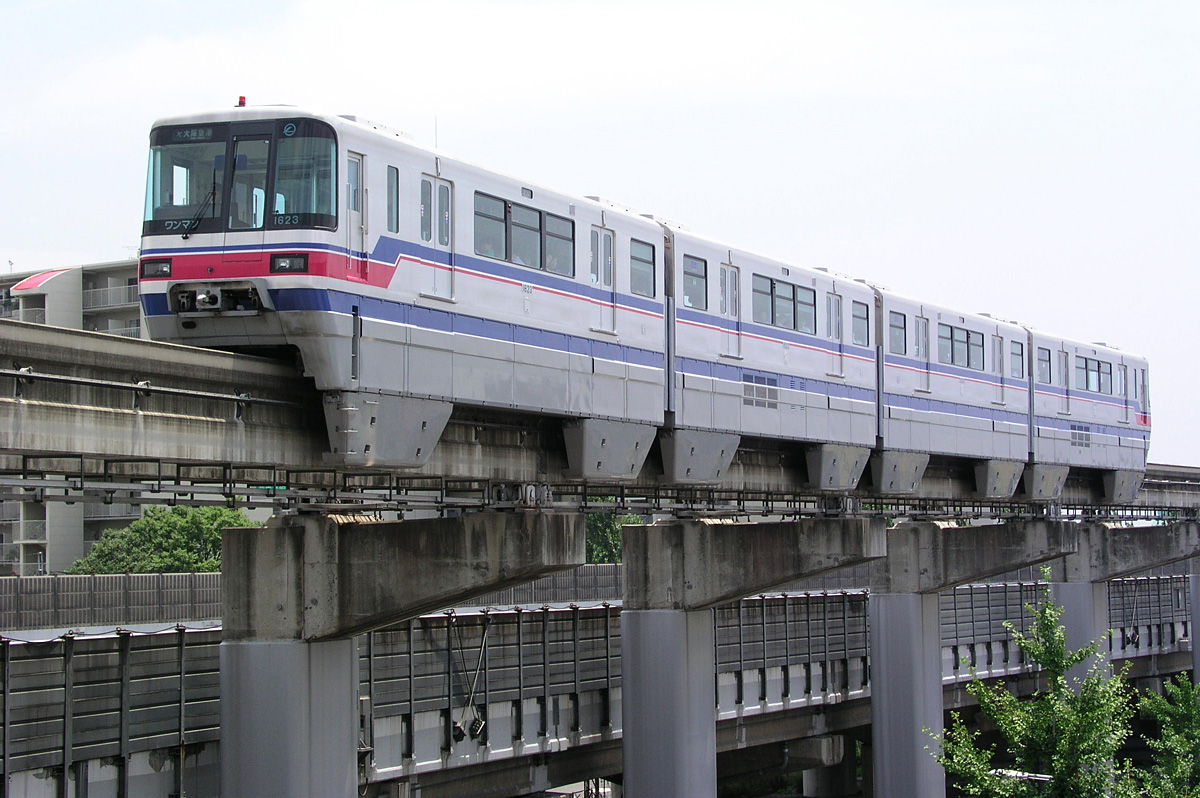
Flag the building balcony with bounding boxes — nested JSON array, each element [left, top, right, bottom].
[[82, 284, 139, 310], [0, 307, 46, 324]]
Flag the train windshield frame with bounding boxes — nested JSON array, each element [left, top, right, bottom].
[[143, 118, 338, 237]]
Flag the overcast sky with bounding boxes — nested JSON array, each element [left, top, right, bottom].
[[2, 0, 1196, 464]]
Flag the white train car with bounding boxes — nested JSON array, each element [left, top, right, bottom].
[[663, 226, 876, 488], [874, 290, 1031, 497], [1025, 330, 1150, 501]]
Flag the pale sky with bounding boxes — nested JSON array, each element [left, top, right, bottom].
[[2, 0, 1197, 464]]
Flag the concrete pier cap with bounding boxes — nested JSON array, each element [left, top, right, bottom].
[[222, 510, 586, 641], [623, 516, 887, 611]]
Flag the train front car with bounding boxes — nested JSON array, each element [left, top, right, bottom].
[[140, 110, 340, 353], [140, 106, 670, 476]]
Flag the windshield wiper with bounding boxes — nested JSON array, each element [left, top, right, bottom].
[[181, 170, 217, 240]]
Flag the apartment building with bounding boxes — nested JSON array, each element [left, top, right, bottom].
[[1, 259, 143, 575]]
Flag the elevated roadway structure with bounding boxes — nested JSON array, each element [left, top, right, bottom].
[[4, 320, 1200, 797]]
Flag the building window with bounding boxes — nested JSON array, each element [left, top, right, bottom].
[[682, 255, 707, 310], [751, 275, 816, 333], [852, 301, 869, 346], [938, 323, 984, 370], [630, 239, 655, 297], [889, 311, 906, 355], [1075, 356, 1113, 394], [473, 192, 574, 277], [386, 166, 399, 234], [1010, 341, 1025, 379]]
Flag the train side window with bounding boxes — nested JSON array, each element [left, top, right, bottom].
[[1010, 341, 1025, 379], [421, 179, 434, 242], [630, 239, 655, 297], [720, 264, 739, 317], [796, 286, 816, 334], [544, 214, 574, 277], [889, 311, 906, 355], [852, 301, 869, 346], [511, 203, 542, 269], [473, 192, 506, 258], [1074, 355, 1112, 394], [938, 323, 983, 370], [752, 275, 772, 324], [1037, 347, 1052, 383], [1116, 365, 1126, 398], [682, 255, 708, 310], [387, 166, 400, 234], [915, 317, 929, 361]]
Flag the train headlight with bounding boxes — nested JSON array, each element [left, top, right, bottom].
[[270, 254, 309, 274], [140, 259, 172, 278]]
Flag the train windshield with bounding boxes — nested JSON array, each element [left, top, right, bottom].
[[143, 118, 337, 236]]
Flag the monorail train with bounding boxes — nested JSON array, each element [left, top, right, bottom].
[[138, 104, 1151, 502]]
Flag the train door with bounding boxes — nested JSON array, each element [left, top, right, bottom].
[[1117, 363, 1130, 423], [346, 153, 368, 281], [827, 292, 843, 376], [719, 263, 741, 357], [915, 316, 930, 391], [1058, 349, 1071, 413], [590, 227, 615, 331], [420, 176, 454, 298], [992, 334, 1005, 403], [223, 135, 270, 262]]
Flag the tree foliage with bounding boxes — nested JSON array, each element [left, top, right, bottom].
[[66, 506, 258, 574], [1141, 673, 1200, 798], [585, 511, 640, 563], [934, 572, 1138, 797]]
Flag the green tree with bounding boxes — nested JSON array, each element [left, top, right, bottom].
[[585, 511, 639, 563], [66, 506, 258, 574], [1140, 673, 1200, 797], [934, 571, 1138, 797]]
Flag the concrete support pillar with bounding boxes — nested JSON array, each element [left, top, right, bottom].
[[801, 743, 858, 796], [622, 609, 716, 798], [868, 592, 945, 798], [1051, 581, 1110, 679], [220, 639, 358, 798], [867, 520, 1081, 798], [621, 517, 885, 798]]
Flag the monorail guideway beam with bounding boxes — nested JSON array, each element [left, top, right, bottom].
[[219, 511, 585, 798], [620, 517, 887, 798]]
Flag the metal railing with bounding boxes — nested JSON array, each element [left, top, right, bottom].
[[1, 307, 45, 324], [101, 325, 142, 338], [82, 283, 139, 309]]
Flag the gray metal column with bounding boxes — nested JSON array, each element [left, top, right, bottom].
[[868, 591, 945, 798], [220, 639, 358, 798], [622, 609, 716, 798]]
